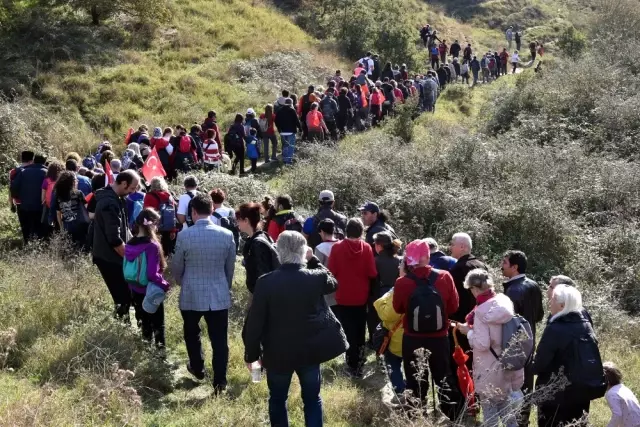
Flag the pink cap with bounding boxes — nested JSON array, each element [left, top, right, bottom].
[[404, 240, 431, 266]]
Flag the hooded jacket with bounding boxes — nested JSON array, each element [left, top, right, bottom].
[[10, 163, 47, 212], [124, 236, 170, 293], [467, 293, 524, 398], [267, 209, 298, 242], [374, 289, 404, 357], [328, 238, 377, 306], [274, 105, 302, 134], [92, 185, 130, 264]]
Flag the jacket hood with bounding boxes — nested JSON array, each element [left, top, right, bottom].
[[276, 97, 288, 106], [274, 210, 296, 226], [343, 239, 365, 257], [477, 293, 515, 325], [124, 236, 153, 261], [95, 185, 120, 203], [149, 190, 171, 203]]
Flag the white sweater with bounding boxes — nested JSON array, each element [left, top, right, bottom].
[[606, 384, 640, 427]]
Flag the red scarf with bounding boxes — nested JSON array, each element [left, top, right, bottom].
[[465, 289, 496, 326]]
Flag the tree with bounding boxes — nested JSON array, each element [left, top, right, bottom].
[[557, 26, 586, 59], [58, 0, 170, 25]]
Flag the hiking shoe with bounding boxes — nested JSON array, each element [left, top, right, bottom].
[[186, 363, 205, 380]]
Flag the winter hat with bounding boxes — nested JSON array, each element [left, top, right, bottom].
[[153, 127, 162, 138], [404, 240, 431, 266]]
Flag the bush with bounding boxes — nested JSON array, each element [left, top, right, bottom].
[[557, 26, 586, 59], [170, 171, 269, 208]]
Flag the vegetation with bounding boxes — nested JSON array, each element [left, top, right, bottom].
[[1, 0, 640, 425]]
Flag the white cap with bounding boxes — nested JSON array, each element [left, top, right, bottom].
[[319, 190, 334, 202], [247, 108, 255, 115]]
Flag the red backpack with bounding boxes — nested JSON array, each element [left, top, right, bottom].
[[179, 135, 191, 153]]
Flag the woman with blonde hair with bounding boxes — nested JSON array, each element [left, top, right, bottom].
[[143, 177, 176, 255]]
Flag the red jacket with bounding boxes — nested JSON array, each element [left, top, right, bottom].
[[393, 266, 459, 338], [328, 239, 377, 306]]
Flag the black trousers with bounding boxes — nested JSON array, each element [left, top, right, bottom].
[[403, 334, 458, 420], [332, 305, 366, 374], [538, 401, 590, 427], [181, 309, 229, 388], [17, 207, 43, 243], [131, 292, 165, 347], [325, 120, 338, 141], [93, 257, 132, 321], [231, 145, 245, 174], [518, 362, 535, 426], [366, 295, 381, 345]]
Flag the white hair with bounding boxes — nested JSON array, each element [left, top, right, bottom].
[[149, 176, 169, 193], [424, 237, 438, 251], [276, 231, 307, 265], [463, 268, 494, 290], [127, 142, 142, 157], [452, 232, 472, 250], [550, 285, 583, 322]]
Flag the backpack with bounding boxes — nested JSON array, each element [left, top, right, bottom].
[[225, 128, 243, 151], [489, 315, 534, 371], [123, 252, 149, 287], [564, 331, 607, 402], [179, 135, 191, 153], [405, 270, 446, 333], [150, 193, 176, 232], [213, 210, 240, 253], [129, 199, 144, 228], [185, 191, 196, 227], [258, 117, 269, 133], [306, 212, 346, 249], [489, 57, 496, 68], [284, 215, 303, 233], [252, 232, 281, 271]]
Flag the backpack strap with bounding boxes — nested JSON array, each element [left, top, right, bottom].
[[212, 211, 222, 219], [406, 269, 440, 287]]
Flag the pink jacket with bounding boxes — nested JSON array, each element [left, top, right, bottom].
[[467, 293, 524, 399]]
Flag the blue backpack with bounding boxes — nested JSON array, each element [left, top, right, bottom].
[[123, 252, 149, 287], [129, 199, 144, 228], [150, 193, 176, 232]]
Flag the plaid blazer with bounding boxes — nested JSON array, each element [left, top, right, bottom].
[[171, 218, 236, 311]]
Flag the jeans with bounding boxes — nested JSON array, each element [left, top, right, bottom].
[[384, 351, 405, 394], [431, 55, 439, 69], [332, 305, 366, 375], [181, 309, 229, 388], [131, 291, 165, 347], [267, 365, 323, 427], [93, 257, 132, 321], [512, 63, 518, 74], [263, 134, 278, 161], [472, 70, 479, 84], [325, 120, 338, 141], [481, 390, 523, 427], [281, 134, 296, 164]]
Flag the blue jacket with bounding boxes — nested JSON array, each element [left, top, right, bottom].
[[429, 251, 457, 272], [10, 163, 47, 212], [245, 136, 259, 159], [77, 175, 92, 196]]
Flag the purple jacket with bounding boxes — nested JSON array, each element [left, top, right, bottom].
[[124, 237, 170, 294]]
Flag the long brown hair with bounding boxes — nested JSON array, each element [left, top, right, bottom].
[[134, 208, 167, 270], [265, 104, 274, 122]]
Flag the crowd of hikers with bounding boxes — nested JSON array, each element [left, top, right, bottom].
[[8, 144, 640, 427], [5, 24, 638, 427]]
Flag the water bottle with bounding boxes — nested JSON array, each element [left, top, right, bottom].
[[251, 361, 262, 383]]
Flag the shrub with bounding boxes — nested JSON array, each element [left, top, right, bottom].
[[557, 26, 586, 59]]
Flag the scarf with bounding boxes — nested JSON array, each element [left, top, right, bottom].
[[465, 289, 496, 326]]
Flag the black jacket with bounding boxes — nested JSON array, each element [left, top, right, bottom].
[[243, 257, 349, 372], [436, 68, 448, 86], [450, 42, 461, 57], [365, 219, 396, 247], [503, 275, 544, 339], [10, 163, 47, 212], [92, 186, 129, 264], [306, 207, 347, 250], [242, 231, 279, 294], [337, 94, 353, 118], [375, 254, 401, 295], [534, 311, 603, 404], [449, 254, 487, 322], [274, 106, 302, 134]]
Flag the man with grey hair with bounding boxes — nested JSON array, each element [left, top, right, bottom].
[[425, 237, 457, 271], [244, 231, 347, 426], [547, 275, 593, 326]]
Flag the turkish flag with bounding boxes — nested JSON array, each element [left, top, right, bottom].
[[104, 160, 115, 186], [141, 147, 166, 182], [124, 127, 133, 146]]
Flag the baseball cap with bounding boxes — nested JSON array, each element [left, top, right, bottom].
[[247, 108, 255, 115], [405, 240, 431, 266], [358, 201, 380, 213], [319, 190, 335, 202]]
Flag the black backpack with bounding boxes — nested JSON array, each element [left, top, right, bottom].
[[213, 210, 240, 253], [405, 270, 446, 334], [306, 212, 346, 249], [284, 215, 303, 233], [564, 331, 607, 403], [185, 191, 197, 227]]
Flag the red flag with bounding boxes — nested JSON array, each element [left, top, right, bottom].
[[124, 127, 134, 146], [141, 147, 166, 182], [104, 160, 115, 186]]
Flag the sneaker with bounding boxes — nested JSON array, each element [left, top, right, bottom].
[[212, 383, 227, 396], [186, 363, 205, 380]]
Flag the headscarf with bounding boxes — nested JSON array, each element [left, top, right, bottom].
[[121, 149, 135, 170], [127, 142, 141, 157], [153, 127, 162, 138]]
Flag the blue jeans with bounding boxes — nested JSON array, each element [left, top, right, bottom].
[[481, 390, 523, 427], [267, 365, 323, 427], [281, 134, 296, 164], [384, 351, 405, 394]]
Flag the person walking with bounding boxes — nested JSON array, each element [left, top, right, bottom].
[[373, 285, 405, 395], [603, 362, 640, 427], [456, 269, 524, 427], [274, 98, 302, 165], [506, 26, 514, 49], [392, 240, 459, 419], [534, 285, 607, 427], [10, 153, 47, 243], [143, 177, 177, 256], [267, 194, 301, 242], [512, 51, 520, 74], [303, 190, 347, 250], [236, 202, 279, 296], [176, 175, 199, 230], [53, 171, 90, 248], [546, 275, 593, 325], [359, 201, 396, 247], [450, 40, 461, 59], [243, 231, 348, 427], [124, 208, 170, 349], [424, 237, 457, 271], [470, 56, 481, 85], [501, 250, 544, 427], [171, 193, 236, 392], [92, 170, 140, 321], [515, 31, 522, 51], [259, 104, 278, 163], [328, 218, 377, 378], [226, 114, 246, 176]]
